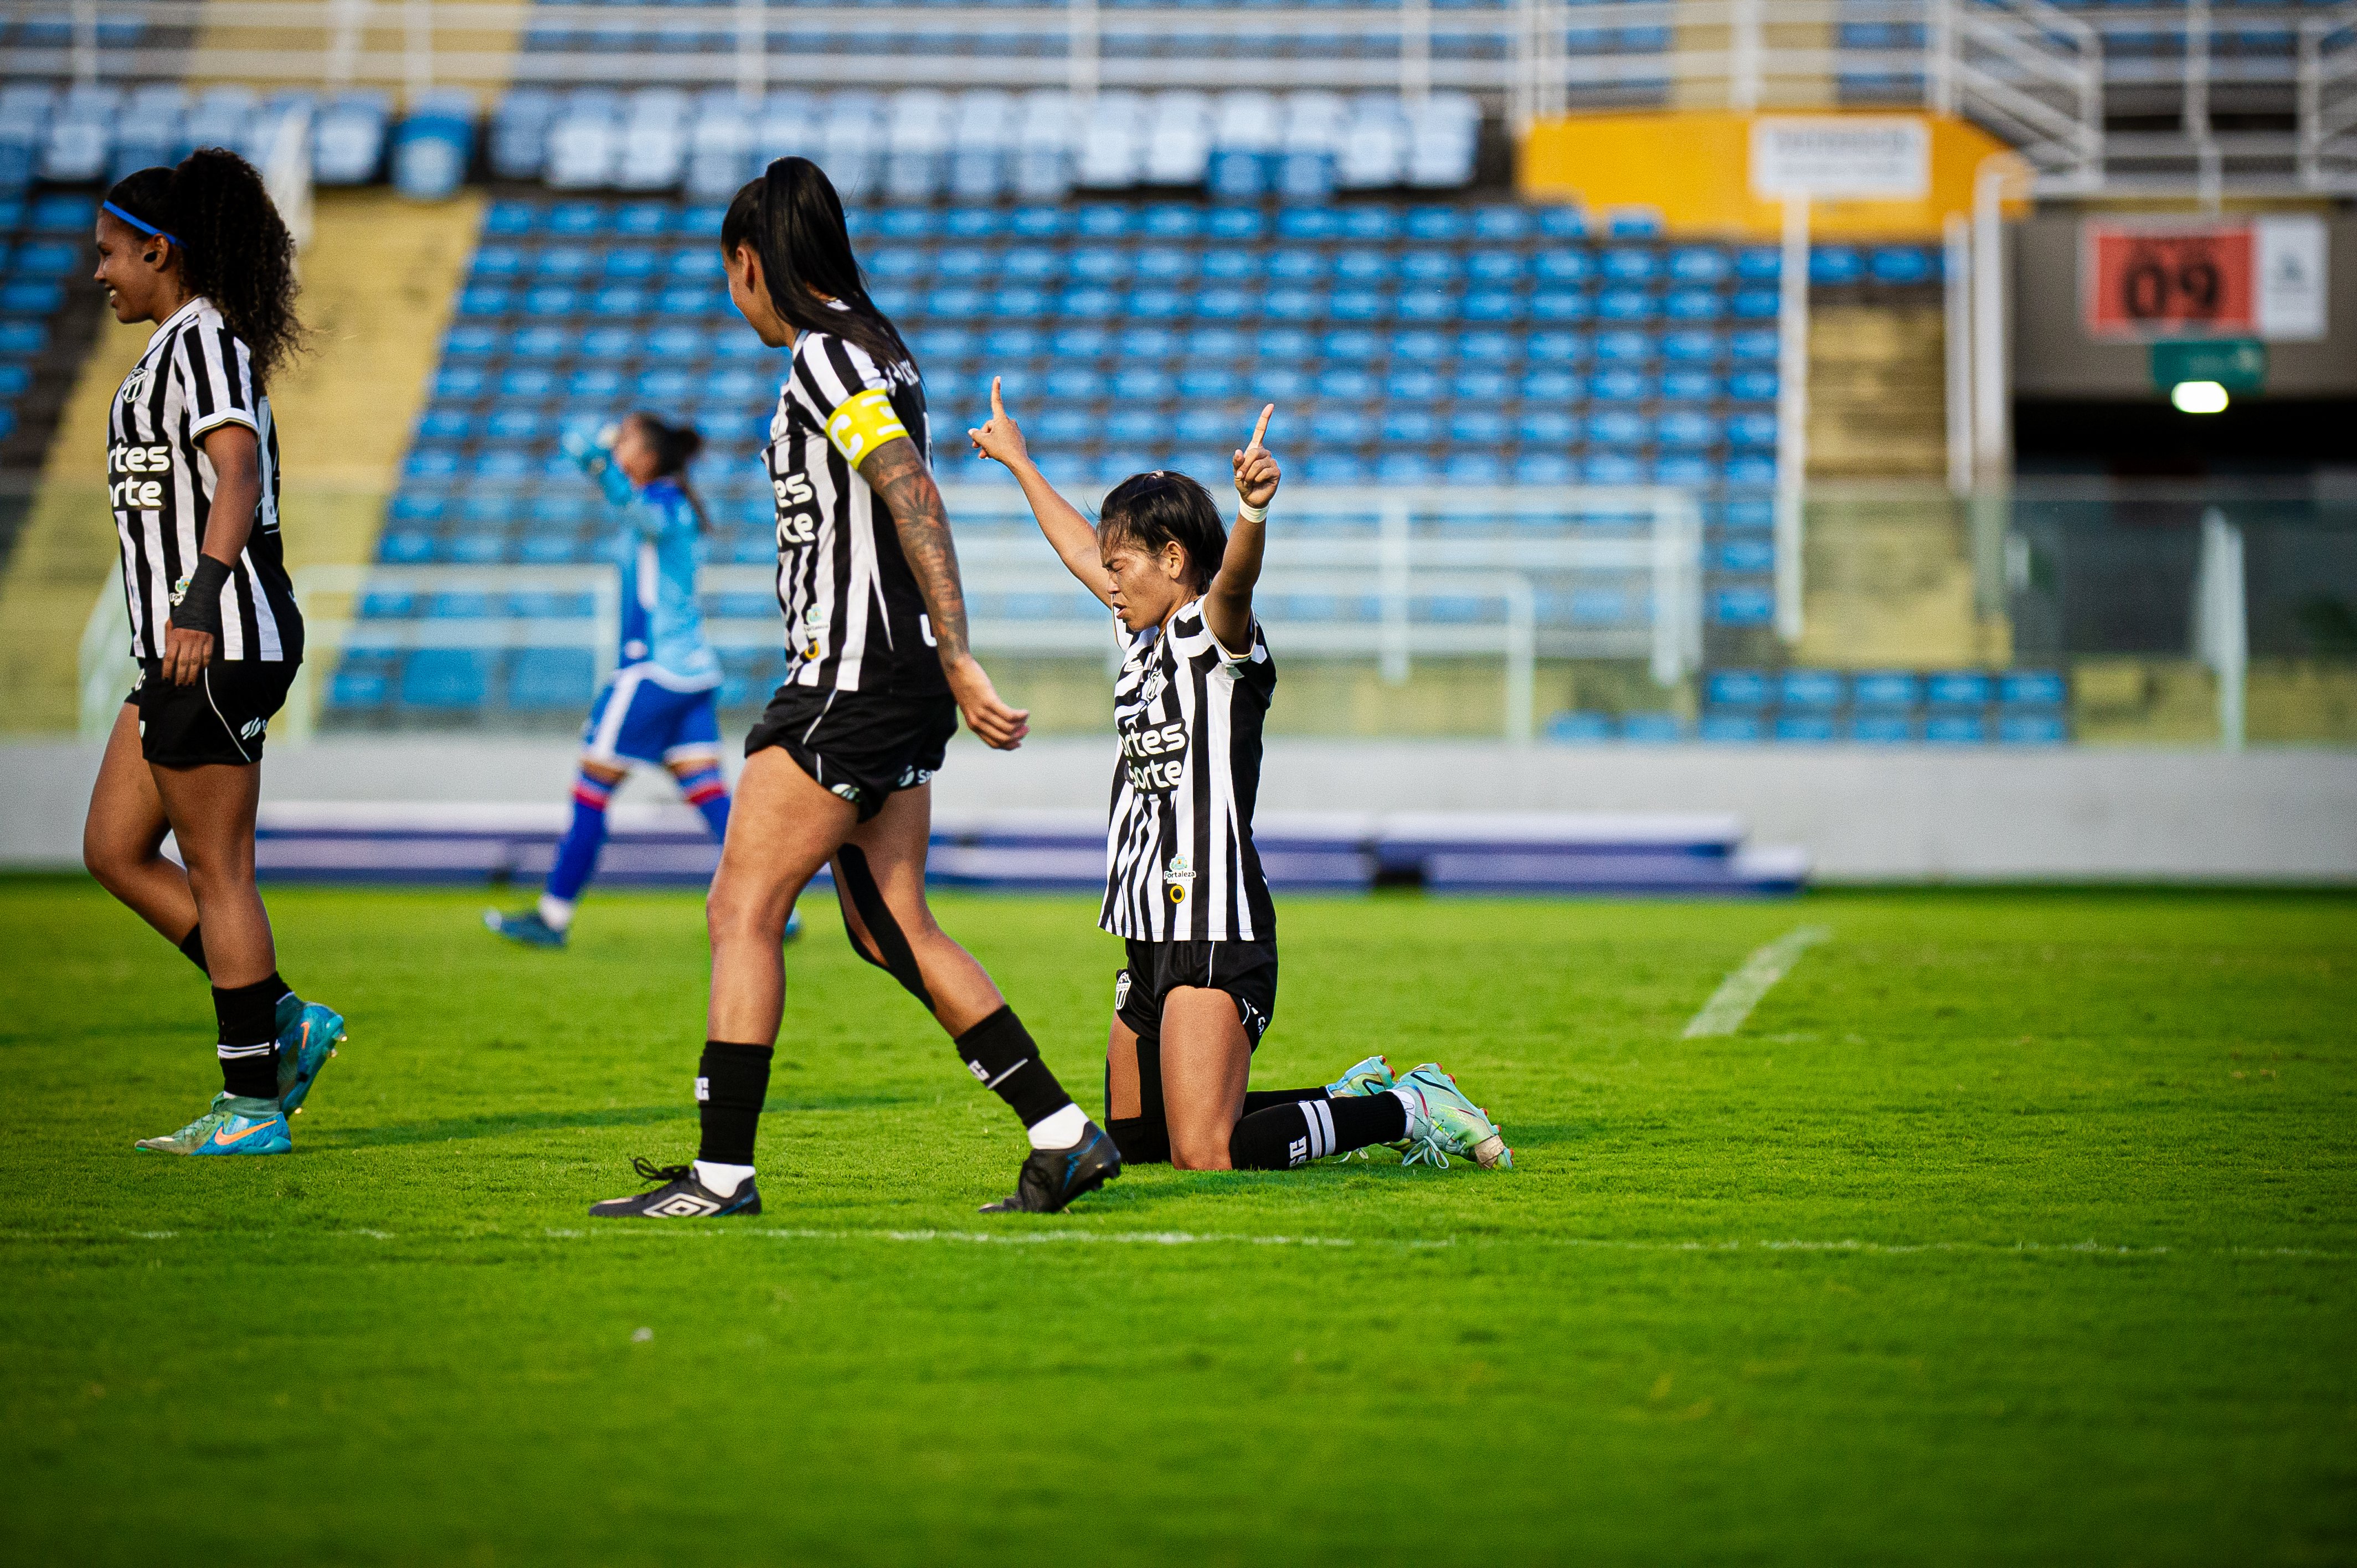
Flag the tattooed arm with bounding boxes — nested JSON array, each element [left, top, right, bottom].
[[860, 437, 1030, 750]]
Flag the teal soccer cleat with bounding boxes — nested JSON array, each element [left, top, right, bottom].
[[135, 1094, 292, 1156], [485, 908, 566, 948], [1325, 1054, 1397, 1098], [1394, 1064, 1513, 1170], [276, 998, 346, 1116]]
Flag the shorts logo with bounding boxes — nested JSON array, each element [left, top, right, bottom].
[[238, 718, 265, 741], [1113, 971, 1131, 1010], [894, 764, 934, 788], [831, 783, 861, 802]]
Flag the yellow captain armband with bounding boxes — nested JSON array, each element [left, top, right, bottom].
[[825, 388, 910, 465]]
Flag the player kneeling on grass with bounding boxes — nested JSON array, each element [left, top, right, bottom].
[[485, 412, 797, 948], [969, 385, 1511, 1174], [79, 151, 346, 1157]]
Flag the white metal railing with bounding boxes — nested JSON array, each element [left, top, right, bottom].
[[2300, 5, 2357, 190], [13, 0, 2109, 154], [69, 485, 1701, 745]]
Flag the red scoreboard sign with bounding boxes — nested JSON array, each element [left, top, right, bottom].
[[2082, 223, 2257, 339]]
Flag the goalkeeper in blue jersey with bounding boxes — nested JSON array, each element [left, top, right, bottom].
[[487, 413, 750, 948]]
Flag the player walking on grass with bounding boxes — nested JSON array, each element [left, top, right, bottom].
[[78, 151, 345, 1157], [591, 157, 1118, 1219], [969, 385, 1512, 1174], [484, 412, 799, 948]]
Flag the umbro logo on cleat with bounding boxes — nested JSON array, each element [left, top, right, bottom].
[[646, 1193, 722, 1217]]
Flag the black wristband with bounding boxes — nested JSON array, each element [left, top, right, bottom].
[[171, 555, 233, 639]]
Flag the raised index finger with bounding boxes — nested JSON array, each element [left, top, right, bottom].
[[990, 376, 1005, 419], [1246, 404, 1274, 452]]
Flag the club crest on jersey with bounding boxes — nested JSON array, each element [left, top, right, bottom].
[[1113, 971, 1131, 1009], [119, 365, 151, 403], [1137, 668, 1167, 706]]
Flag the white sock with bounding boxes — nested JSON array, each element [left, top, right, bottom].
[[537, 894, 575, 932], [1391, 1086, 1420, 1127], [693, 1159, 754, 1196], [1027, 1103, 1089, 1150]]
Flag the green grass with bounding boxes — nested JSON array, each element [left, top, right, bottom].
[[3, 880, 2353, 1565]]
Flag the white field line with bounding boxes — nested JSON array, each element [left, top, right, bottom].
[[5, 1229, 2347, 1260], [1682, 924, 1833, 1038]]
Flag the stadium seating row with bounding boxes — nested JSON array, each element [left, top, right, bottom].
[[0, 81, 385, 192], [1548, 669, 2074, 745], [494, 87, 1483, 201], [1548, 709, 2071, 744]]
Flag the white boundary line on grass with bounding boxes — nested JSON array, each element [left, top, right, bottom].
[[1682, 925, 1832, 1038], [12, 1229, 2345, 1260]]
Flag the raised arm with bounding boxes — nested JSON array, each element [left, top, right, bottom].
[[859, 437, 1030, 750], [1203, 404, 1279, 656], [967, 377, 1115, 609]]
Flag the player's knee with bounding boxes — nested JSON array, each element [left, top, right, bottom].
[[1170, 1128, 1234, 1171], [705, 875, 785, 948]]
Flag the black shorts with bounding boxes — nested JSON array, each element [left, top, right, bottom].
[[745, 683, 958, 822], [130, 657, 298, 768], [1116, 937, 1279, 1051]]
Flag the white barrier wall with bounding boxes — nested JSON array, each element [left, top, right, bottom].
[[5, 738, 2354, 884]]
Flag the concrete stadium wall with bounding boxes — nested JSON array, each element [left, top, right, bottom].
[[6, 737, 2354, 884]]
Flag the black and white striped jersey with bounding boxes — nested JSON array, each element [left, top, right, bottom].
[[1100, 599, 1278, 943], [107, 296, 300, 663], [764, 319, 946, 695]]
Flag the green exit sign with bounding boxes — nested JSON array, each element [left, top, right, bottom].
[[2152, 338, 2267, 393]]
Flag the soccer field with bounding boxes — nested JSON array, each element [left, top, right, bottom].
[[3, 880, 2351, 1564]]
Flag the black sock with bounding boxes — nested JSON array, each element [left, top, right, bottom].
[[1243, 1086, 1328, 1116], [954, 1007, 1074, 1127], [177, 925, 208, 976], [1108, 1116, 1170, 1165], [1229, 1092, 1407, 1170], [695, 1041, 773, 1167], [213, 978, 280, 1100], [267, 971, 293, 1007]]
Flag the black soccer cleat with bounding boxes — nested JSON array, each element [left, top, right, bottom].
[[589, 1156, 763, 1219], [979, 1121, 1123, 1214]]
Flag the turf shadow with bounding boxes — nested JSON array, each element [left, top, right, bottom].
[[311, 1105, 692, 1149]]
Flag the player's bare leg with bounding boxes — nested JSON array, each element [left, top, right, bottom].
[[82, 704, 198, 946], [1158, 988, 1253, 1170]]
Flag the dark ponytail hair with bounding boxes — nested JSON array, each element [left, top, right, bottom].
[[627, 411, 709, 533], [719, 157, 911, 372], [1098, 472, 1228, 592], [104, 147, 302, 386]]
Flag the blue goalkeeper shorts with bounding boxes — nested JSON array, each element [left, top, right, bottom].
[[581, 664, 722, 767]]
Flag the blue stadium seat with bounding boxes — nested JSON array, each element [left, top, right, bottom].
[[1727, 368, 1778, 401], [1666, 246, 1731, 284], [1535, 251, 1593, 285], [1926, 670, 1992, 706], [0, 322, 50, 355], [1736, 247, 1780, 281], [1999, 669, 2067, 706], [1659, 368, 1716, 403], [1852, 670, 1919, 708], [1774, 714, 1836, 742], [1514, 452, 1574, 483], [1714, 538, 1775, 574], [1305, 452, 1370, 483], [1658, 330, 1718, 363], [1710, 587, 1776, 626], [1732, 288, 1780, 319], [1535, 207, 1587, 239], [1521, 368, 1580, 401], [1810, 246, 1864, 285], [1664, 290, 1723, 322], [1723, 454, 1777, 485], [1590, 368, 1649, 401], [327, 663, 392, 710], [1526, 331, 1587, 365], [1870, 246, 1933, 285], [1530, 291, 1593, 323], [400, 649, 491, 708], [1545, 709, 1614, 744], [1593, 331, 1652, 363], [1376, 451, 1437, 484], [1924, 713, 1987, 744], [1699, 711, 1762, 742], [1727, 411, 1778, 448], [1517, 410, 1576, 444], [1382, 409, 1439, 443], [1780, 669, 1844, 708], [508, 648, 597, 710], [1656, 409, 1718, 447], [1730, 329, 1778, 360], [1582, 453, 1643, 484], [1387, 367, 1444, 401]]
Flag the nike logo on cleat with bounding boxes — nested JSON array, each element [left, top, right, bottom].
[[210, 1120, 279, 1147]]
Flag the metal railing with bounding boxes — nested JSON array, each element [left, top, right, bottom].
[[74, 483, 1704, 745], [2301, 5, 2357, 191], [7, 0, 2101, 163]]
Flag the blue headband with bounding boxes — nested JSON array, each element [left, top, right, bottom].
[[103, 201, 183, 250]]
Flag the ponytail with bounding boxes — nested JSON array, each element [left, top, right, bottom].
[[628, 411, 709, 533], [719, 157, 912, 373], [104, 148, 303, 386]]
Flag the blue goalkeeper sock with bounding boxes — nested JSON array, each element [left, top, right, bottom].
[[676, 759, 730, 840], [541, 770, 615, 929]]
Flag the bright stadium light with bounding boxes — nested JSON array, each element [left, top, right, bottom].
[[2171, 380, 2230, 415]]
